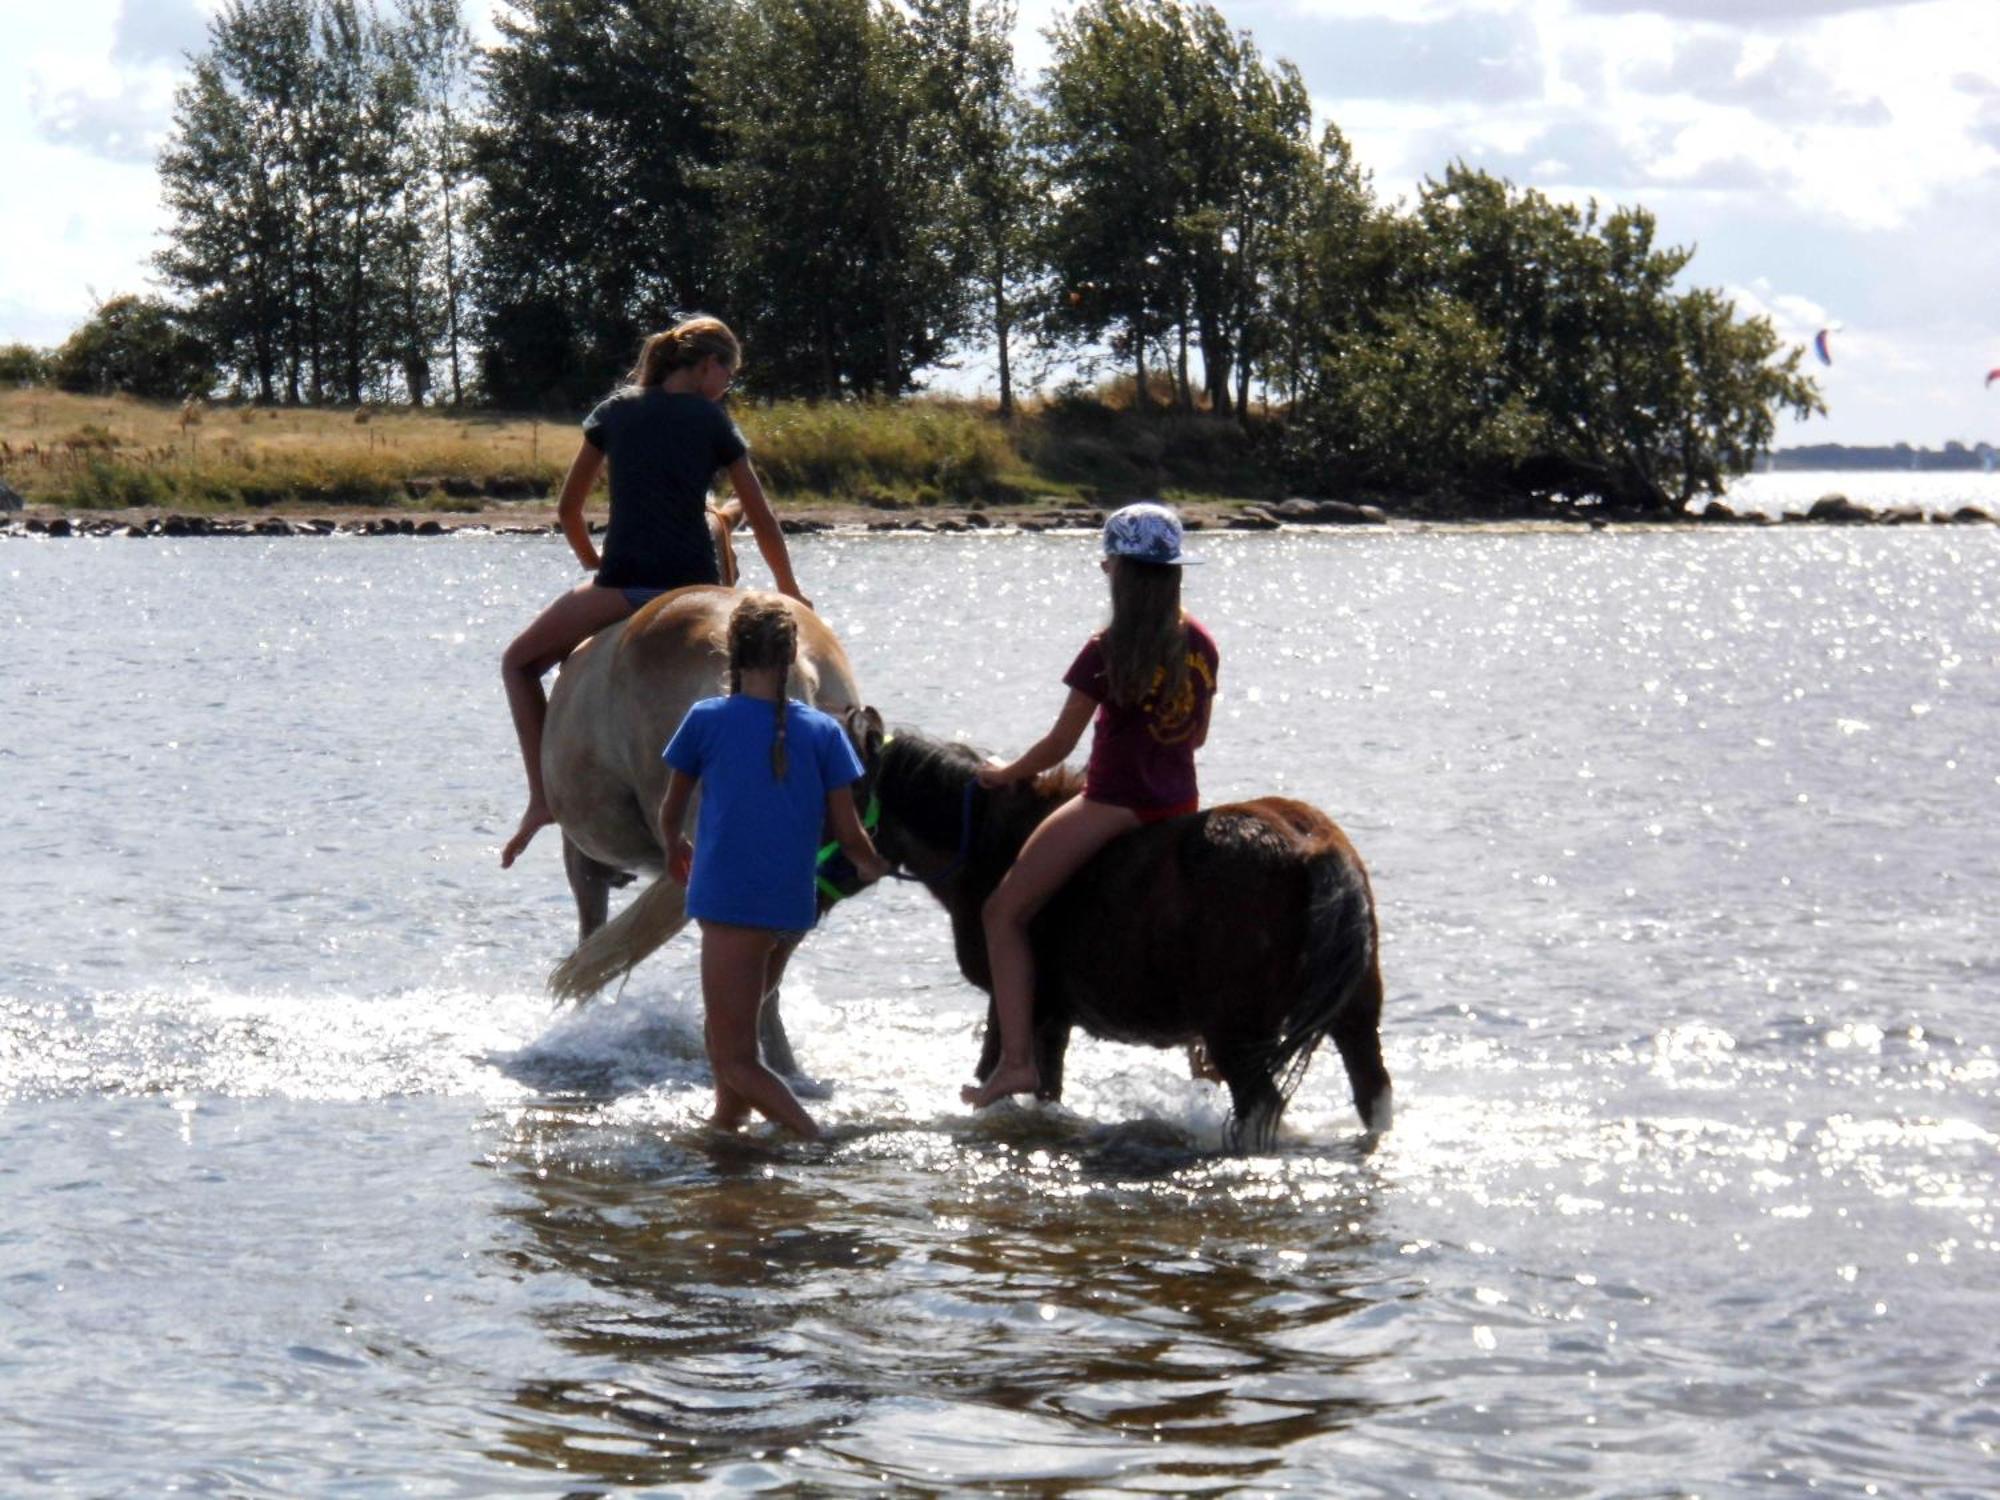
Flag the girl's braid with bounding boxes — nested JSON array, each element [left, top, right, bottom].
[[725, 594, 799, 780], [771, 661, 790, 780]]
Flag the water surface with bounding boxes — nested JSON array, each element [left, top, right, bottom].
[[3, 503, 1995, 1494]]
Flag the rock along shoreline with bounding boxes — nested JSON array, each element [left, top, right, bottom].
[[1, 491, 1995, 541]]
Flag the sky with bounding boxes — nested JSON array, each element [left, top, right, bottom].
[[5, 0, 1997, 446]]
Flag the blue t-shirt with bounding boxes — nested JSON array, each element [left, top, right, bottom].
[[662, 695, 865, 931], [581, 387, 749, 590]]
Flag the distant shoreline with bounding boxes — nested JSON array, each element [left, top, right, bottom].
[[5, 491, 1996, 541]]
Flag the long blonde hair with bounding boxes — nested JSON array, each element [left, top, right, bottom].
[[1102, 558, 1188, 709], [726, 593, 798, 778], [629, 315, 741, 388]]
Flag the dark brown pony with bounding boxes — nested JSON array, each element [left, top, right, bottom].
[[858, 728, 1392, 1150]]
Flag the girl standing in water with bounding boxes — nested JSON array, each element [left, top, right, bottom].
[[500, 316, 808, 868], [966, 502, 1220, 1107], [658, 594, 889, 1138]]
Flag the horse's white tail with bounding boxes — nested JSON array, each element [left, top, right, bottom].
[[548, 875, 689, 1002]]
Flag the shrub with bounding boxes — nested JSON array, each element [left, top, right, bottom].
[[0, 344, 50, 384], [52, 296, 215, 400]]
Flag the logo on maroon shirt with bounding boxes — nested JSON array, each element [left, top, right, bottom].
[[1144, 648, 1217, 745]]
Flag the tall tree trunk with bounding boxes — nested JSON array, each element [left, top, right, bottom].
[[1168, 318, 1184, 412], [819, 300, 838, 400], [876, 216, 901, 395], [442, 173, 462, 405], [1200, 307, 1232, 419], [993, 273, 1013, 420]]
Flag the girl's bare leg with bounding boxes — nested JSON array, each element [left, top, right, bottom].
[[707, 941, 800, 1128], [700, 921, 821, 1139], [969, 796, 1142, 1108], [499, 581, 632, 867]]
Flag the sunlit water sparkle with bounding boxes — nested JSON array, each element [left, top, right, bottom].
[[2, 498, 1995, 1494]]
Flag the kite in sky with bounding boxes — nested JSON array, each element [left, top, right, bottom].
[[1813, 329, 1833, 366], [1988, 367, 2000, 388]]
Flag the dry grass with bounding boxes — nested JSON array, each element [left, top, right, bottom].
[[0, 389, 568, 510], [0, 385, 1279, 514]]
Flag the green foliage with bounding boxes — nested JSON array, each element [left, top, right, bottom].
[[0, 344, 51, 384], [1035, 0, 1321, 416], [51, 297, 216, 400], [1289, 295, 1543, 491], [136, 0, 1819, 503], [470, 0, 724, 408], [911, 0, 1035, 415], [744, 400, 1023, 501], [1284, 166, 1823, 512], [50, 459, 179, 511], [155, 0, 469, 405], [702, 0, 973, 397]]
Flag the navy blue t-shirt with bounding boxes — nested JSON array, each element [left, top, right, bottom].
[[581, 387, 749, 590], [662, 695, 865, 931]]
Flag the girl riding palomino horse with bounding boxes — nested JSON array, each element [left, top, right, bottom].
[[500, 316, 809, 869], [967, 502, 1219, 1108], [657, 594, 889, 1139]]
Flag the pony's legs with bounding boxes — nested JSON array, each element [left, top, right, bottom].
[[1333, 962, 1394, 1132], [500, 580, 632, 868], [970, 795, 1140, 1108], [1033, 1011, 1072, 1102], [971, 1000, 1069, 1102], [699, 920, 820, 1139], [561, 835, 627, 943], [1208, 1035, 1286, 1154]]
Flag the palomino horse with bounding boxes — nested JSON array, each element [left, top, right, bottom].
[[538, 580, 864, 1078], [859, 727, 1392, 1149]]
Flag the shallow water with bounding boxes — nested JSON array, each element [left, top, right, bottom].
[[3, 496, 1997, 1494]]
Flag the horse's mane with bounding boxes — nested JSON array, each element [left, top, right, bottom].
[[879, 728, 1081, 867]]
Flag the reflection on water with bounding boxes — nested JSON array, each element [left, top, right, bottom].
[[487, 1108, 1391, 1491], [1, 521, 1996, 1493]]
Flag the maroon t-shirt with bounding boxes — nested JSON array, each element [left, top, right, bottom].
[[1063, 616, 1219, 810]]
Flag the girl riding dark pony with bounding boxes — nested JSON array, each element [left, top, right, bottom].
[[857, 726, 1393, 1151]]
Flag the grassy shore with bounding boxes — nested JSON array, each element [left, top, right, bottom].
[[0, 386, 1289, 520]]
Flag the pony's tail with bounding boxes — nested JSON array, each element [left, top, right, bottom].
[[548, 875, 689, 1002], [1270, 846, 1392, 1133]]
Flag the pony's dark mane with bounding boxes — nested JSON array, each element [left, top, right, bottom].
[[879, 729, 1081, 869]]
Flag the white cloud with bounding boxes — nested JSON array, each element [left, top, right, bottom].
[[111, 0, 211, 63], [1576, 0, 1934, 21]]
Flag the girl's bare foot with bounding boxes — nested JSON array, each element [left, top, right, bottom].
[[500, 803, 554, 868], [961, 1060, 1040, 1109]]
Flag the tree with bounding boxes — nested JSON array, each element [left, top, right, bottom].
[[51, 296, 216, 399], [1416, 167, 1821, 509], [157, 0, 451, 404], [1035, 0, 1183, 406], [1035, 0, 1319, 416], [1281, 163, 1824, 510], [703, 0, 972, 397], [0, 345, 53, 385], [1259, 125, 1384, 410], [1287, 293, 1542, 494], [912, 0, 1035, 416], [392, 0, 476, 404], [470, 0, 726, 408], [156, 0, 314, 402]]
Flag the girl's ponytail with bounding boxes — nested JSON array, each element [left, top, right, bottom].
[[631, 315, 742, 388]]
